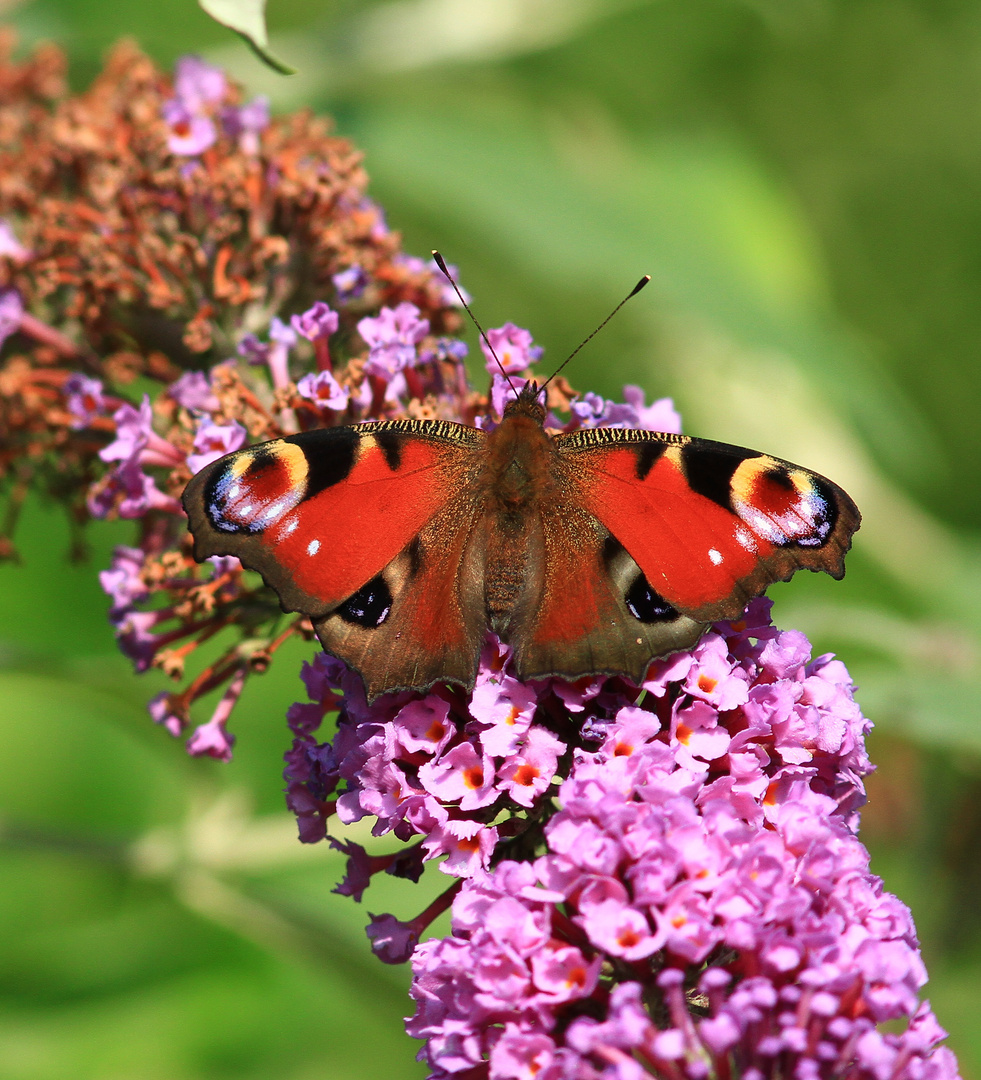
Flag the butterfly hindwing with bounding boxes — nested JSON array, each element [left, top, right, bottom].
[[182, 420, 485, 621], [555, 427, 860, 623], [313, 494, 487, 699], [503, 497, 708, 684]]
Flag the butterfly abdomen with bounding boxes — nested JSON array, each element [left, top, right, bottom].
[[479, 405, 556, 635]]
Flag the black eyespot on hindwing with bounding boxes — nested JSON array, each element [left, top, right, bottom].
[[625, 575, 678, 623], [288, 427, 360, 499], [336, 574, 393, 628]]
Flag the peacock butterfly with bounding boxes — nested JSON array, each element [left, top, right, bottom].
[[182, 365, 860, 701]]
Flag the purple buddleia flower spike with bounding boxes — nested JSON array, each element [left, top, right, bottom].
[[0, 287, 22, 347], [480, 322, 543, 374], [401, 606, 959, 1078], [358, 302, 429, 380]]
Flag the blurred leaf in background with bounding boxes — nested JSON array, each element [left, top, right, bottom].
[[2, 0, 981, 1075], [196, 0, 294, 72]]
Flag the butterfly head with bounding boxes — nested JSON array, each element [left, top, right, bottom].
[[501, 379, 547, 424]]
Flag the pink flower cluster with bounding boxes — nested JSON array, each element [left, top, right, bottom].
[[284, 635, 572, 861], [399, 601, 957, 1080], [286, 600, 869, 913], [161, 55, 268, 157]]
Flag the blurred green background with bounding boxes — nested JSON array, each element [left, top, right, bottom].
[[3, 0, 981, 1075]]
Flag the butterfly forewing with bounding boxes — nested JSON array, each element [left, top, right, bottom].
[[555, 427, 860, 623], [183, 420, 486, 621]]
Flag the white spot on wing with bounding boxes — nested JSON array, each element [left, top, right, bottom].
[[708, 548, 723, 565], [735, 527, 758, 552], [307, 539, 320, 556], [262, 498, 291, 522], [282, 517, 299, 536]]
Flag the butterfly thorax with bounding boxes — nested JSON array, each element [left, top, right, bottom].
[[483, 387, 553, 514], [481, 397, 555, 636]]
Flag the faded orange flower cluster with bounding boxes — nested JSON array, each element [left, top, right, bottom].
[[0, 35, 475, 745], [0, 32, 460, 560]]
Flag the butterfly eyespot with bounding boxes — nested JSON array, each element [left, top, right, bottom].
[[624, 575, 678, 623], [204, 443, 307, 534], [336, 575, 393, 628], [730, 460, 837, 548]]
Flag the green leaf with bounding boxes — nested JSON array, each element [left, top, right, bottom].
[[196, 0, 296, 75]]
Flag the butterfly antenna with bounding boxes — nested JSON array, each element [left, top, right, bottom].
[[432, 250, 519, 399], [540, 275, 651, 395]]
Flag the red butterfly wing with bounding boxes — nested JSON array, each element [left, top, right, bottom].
[[312, 491, 487, 699], [555, 428, 860, 622], [501, 497, 708, 685], [183, 420, 485, 620]]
